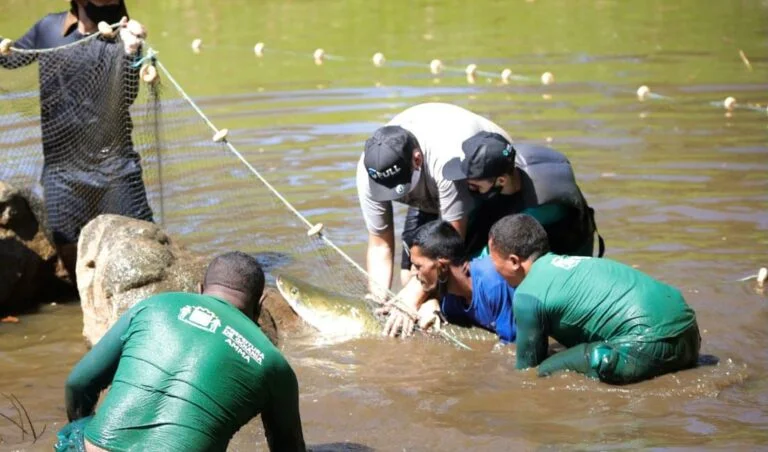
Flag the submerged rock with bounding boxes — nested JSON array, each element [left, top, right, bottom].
[[0, 180, 67, 312]]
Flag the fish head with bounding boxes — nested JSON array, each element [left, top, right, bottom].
[[275, 274, 377, 339]]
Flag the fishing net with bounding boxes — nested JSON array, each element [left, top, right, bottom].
[[0, 28, 376, 302]]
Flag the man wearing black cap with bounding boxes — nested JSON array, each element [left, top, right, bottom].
[[0, 1, 152, 285], [446, 131, 604, 259], [357, 103, 512, 335]]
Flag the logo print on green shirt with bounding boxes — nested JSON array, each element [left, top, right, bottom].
[[178, 305, 221, 333], [551, 255, 589, 271], [222, 325, 265, 365]]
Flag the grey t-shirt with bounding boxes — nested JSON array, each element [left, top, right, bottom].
[[356, 103, 512, 234]]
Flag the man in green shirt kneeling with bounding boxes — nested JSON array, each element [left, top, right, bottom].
[[488, 214, 701, 385], [57, 251, 306, 451]]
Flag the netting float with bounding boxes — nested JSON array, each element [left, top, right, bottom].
[[723, 97, 736, 111], [98, 21, 116, 39], [372, 52, 385, 67], [637, 85, 651, 101], [254, 42, 265, 57], [500, 68, 512, 83], [429, 59, 443, 75], [140, 64, 158, 84], [307, 223, 324, 237], [313, 48, 325, 65], [0, 38, 11, 56], [212, 129, 229, 142]]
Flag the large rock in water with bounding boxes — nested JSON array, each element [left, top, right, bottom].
[[77, 215, 207, 346], [0, 181, 67, 312], [76, 214, 300, 347]]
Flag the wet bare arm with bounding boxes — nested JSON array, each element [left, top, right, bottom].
[[448, 218, 468, 240], [366, 228, 395, 298], [381, 275, 430, 337]]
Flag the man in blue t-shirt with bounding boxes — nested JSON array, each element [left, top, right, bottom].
[[408, 220, 516, 343]]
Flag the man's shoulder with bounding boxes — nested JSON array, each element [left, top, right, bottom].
[[471, 256, 505, 281], [514, 144, 570, 166], [36, 11, 68, 31], [471, 256, 513, 296], [139, 291, 206, 307], [387, 102, 463, 124]]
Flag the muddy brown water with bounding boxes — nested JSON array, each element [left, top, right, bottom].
[[1, 0, 767, 450]]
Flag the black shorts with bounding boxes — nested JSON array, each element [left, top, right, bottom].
[[43, 164, 153, 245], [399, 207, 439, 270]]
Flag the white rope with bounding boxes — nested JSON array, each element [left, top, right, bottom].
[[7, 22, 120, 55]]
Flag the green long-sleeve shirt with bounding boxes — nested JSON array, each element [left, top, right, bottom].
[[65, 292, 305, 452], [513, 253, 697, 370]]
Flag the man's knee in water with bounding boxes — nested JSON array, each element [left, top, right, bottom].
[[587, 343, 621, 382]]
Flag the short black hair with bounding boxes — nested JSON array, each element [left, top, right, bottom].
[[204, 251, 265, 302], [489, 214, 550, 260], [411, 220, 466, 265]]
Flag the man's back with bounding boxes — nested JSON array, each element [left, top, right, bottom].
[[515, 253, 697, 347], [387, 103, 511, 171], [82, 292, 301, 451]]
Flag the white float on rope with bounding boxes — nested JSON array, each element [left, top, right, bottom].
[[98, 22, 116, 39], [307, 223, 324, 237], [212, 128, 229, 142], [254, 42, 265, 57]]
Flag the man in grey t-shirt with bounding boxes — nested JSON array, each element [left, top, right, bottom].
[[356, 103, 511, 334]]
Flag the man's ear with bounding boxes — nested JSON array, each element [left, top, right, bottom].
[[508, 254, 523, 271], [413, 149, 423, 168], [495, 175, 507, 187]]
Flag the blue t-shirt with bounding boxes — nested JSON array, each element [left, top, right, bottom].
[[440, 256, 517, 343]]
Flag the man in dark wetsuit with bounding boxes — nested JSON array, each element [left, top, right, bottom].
[[407, 220, 516, 343], [57, 251, 306, 452], [0, 1, 152, 282], [444, 131, 605, 259], [489, 214, 700, 384]]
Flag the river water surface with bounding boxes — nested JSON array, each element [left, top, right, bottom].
[[1, 0, 767, 450]]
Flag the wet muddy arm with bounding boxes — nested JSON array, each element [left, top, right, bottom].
[[263, 361, 306, 452], [64, 312, 131, 421], [367, 228, 395, 296], [514, 293, 549, 370], [438, 178, 470, 239]]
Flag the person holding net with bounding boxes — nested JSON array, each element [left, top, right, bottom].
[[0, 0, 152, 283]]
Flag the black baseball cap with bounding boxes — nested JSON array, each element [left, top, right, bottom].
[[363, 126, 417, 201], [446, 132, 516, 181]]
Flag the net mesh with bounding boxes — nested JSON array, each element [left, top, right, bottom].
[[0, 30, 374, 302]]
